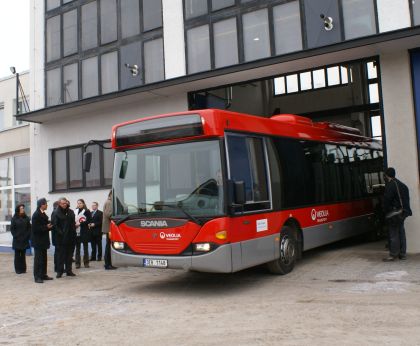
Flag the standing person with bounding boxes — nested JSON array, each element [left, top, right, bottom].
[[103, 191, 117, 270], [75, 199, 92, 268], [89, 202, 103, 261], [31, 198, 53, 283], [52, 198, 77, 278], [51, 200, 59, 273], [383, 167, 412, 261], [10, 204, 31, 274]]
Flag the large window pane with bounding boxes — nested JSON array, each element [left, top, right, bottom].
[[46, 15, 61, 62], [14, 155, 30, 185], [82, 1, 98, 50], [101, 0, 117, 44], [414, 0, 420, 25], [121, 0, 141, 38], [185, 0, 207, 19], [144, 38, 164, 83], [101, 51, 119, 93], [63, 9, 78, 56], [0, 158, 11, 187], [82, 56, 99, 98], [86, 145, 100, 187], [120, 42, 143, 89], [0, 189, 12, 222], [104, 148, 114, 186], [63, 63, 79, 103], [54, 150, 67, 190], [243, 9, 270, 62], [15, 187, 31, 217], [69, 147, 83, 188], [46, 0, 60, 11], [273, 1, 302, 55], [143, 0, 162, 31], [47, 68, 62, 106], [212, 0, 234, 11], [187, 25, 210, 74], [214, 18, 238, 68], [342, 0, 376, 39]]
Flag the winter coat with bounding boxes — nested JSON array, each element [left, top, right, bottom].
[[90, 209, 103, 237], [10, 214, 31, 250], [31, 208, 51, 250], [384, 178, 412, 217], [75, 208, 92, 243], [102, 198, 112, 234], [52, 206, 77, 246]]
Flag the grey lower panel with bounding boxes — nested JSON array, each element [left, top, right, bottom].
[[303, 214, 374, 251], [111, 244, 233, 273]]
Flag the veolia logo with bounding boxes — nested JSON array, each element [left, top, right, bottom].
[[141, 220, 168, 228], [311, 209, 317, 221], [311, 209, 329, 222]]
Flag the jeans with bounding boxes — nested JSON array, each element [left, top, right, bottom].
[[388, 220, 406, 258]]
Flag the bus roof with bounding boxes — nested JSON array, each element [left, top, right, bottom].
[[112, 109, 382, 150]]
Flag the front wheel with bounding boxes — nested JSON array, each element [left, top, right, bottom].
[[267, 226, 297, 275]]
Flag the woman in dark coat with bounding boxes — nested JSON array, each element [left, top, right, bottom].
[[10, 204, 31, 274], [75, 199, 92, 268]]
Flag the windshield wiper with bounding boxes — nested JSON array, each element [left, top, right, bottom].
[[114, 212, 147, 226]]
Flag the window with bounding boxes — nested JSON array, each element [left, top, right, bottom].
[[273, 1, 302, 55], [46, 15, 61, 62], [82, 56, 99, 98], [242, 9, 270, 62], [63, 9, 78, 56], [120, 42, 143, 89], [63, 63, 79, 103], [101, 51, 119, 94], [46, 67, 62, 106], [121, 0, 141, 39], [144, 38, 164, 83], [0, 104, 4, 131], [212, 0, 235, 11], [342, 0, 376, 39], [100, 0, 117, 44], [82, 1, 98, 51], [187, 25, 210, 74], [414, 0, 420, 25], [214, 18, 238, 68], [142, 0, 162, 31], [46, 0, 60, 11], [14, 155, 30, 185], [0, 158, 11, 187], [185, 0, 208, 19], [52, 144, 114, 191]]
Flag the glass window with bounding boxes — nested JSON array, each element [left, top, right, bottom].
[[0, 104, 4, 131], [120, 42, 143, 89], [371, 115, 382, 138], [101, 51, 119, 93], [214, 18, 238, 68], [14, 155, 30, 185], [104, 148, 114, 186], [46, 0, 60, 11], [54, 150, 67, 190], [63, 63, 79, 103], [101, 0, 117, 44], [121, 0, 141, 39], [273, 1, 302, 55], [46, 68, 62, 106], [414, 0, 420, 25], [341, 66, 349, 83], [243, 9, 270, 62], [369, 83, 379, 103], [286, 74, 298, 93], [187, 25, 211, 74], [69, 147, 83, 188], [367, 61, 377, 79], [82, 1, 98, 51], [212, 0, 235, 11], [86, 145, 101, 187], [313, 69, 326, 89], [15, 187, 31, 217], [82, 56, 99, 98], [143, 0, 162, 31], [274, 77, 285, 95], [0, 189, 12, 222], [185, 0, 207, 19], [327, 66, 340, 86], [46, 15, 61, 62], [300, 72, 312, 90], [63, 9, 78, 56], [342, 0, 376, 39], [0, 158, 11, 187], [144, 38, 164, 83]]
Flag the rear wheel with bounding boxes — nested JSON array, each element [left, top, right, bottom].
[[267, 226, 297, 275]]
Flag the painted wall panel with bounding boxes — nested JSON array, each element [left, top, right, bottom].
[[377, 0, 411, 33]]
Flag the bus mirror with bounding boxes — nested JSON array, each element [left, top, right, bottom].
[[83, 152, 92, 172], [234, 181, 246, 205], [119, 160, 128, 179]]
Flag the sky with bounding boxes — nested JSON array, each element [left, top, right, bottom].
[[0, 1, 30, 78]]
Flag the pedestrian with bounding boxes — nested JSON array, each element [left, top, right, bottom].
[[52, 198, 77, 278], [31, 198, 54, 283], [51, 200, 59, 273], [89, 202, 103, 261], [75, 199, 92, 268], [383, 167, 412, 261], [103, 191, 117, 270], [10, 204, 31, 274]]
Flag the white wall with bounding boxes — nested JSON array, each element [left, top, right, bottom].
[[380, 50, 420, 253]]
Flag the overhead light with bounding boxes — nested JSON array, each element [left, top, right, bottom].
[[124, 63, 139, 76], [10, 66, 16, 75], [253, 37, 260, 41]]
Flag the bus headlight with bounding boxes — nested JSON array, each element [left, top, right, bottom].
[[113, 242, 125, 250], [194, 243, 211, 252]]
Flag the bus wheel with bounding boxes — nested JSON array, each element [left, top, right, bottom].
[[267, 226, 297, 275]]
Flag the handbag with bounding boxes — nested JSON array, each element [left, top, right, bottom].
[[385, 180, 405, 220]]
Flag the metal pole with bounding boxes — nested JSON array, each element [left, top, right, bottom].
[[16, 72, 19, 115]]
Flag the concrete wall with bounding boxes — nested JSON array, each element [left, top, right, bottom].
[[380, 50, 420, 253]]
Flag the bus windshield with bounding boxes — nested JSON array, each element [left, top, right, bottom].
[[113, 140, 224, 219]]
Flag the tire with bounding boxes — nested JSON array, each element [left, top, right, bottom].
[[267, 226, 297, 275]]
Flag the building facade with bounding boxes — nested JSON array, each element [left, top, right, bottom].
[[22, 0, 420, 251]]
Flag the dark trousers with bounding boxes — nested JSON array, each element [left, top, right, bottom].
[[33, 248, 47, 279], [90, 233, 103, 260], [104, 233, 112, 268], [56, 244, 75, 274], [14, 249, 27, 273], [75, 237, 89, 266], [389, 221, 407, 258]]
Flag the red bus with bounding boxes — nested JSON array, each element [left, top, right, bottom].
[[106, 109, 383, 274]]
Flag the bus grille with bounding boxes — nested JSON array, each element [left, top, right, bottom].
[[134, 243, 183, 254]]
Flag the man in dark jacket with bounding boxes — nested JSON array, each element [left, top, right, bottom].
[[383, 167, 412, 261], [31, 198, 53, 283], [89, 202, 103, 261]]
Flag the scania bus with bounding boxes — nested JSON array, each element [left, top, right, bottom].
[[96, 109, 383, 274]]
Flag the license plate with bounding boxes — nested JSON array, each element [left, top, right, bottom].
[[143, 258, 168, 268]]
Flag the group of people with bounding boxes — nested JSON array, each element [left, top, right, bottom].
[[10, 191, 116, 283]]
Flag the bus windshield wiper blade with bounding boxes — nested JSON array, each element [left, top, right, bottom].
[[114, 212, 146, 226], [155, 203, 202, 226]]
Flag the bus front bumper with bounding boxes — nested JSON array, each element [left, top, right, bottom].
[[111, 244, 233, 273]]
